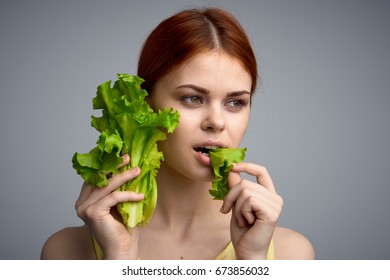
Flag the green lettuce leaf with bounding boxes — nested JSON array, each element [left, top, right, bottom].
[[209, 147, 247, 200], [72, 74, 179, 228]]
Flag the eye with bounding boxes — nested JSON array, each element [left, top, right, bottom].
[[225, 99, 248, 111], [182, 95, 204, 106]]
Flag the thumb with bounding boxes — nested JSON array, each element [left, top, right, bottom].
[[220, 170, 241, 214], [228, 168, 241, 189]]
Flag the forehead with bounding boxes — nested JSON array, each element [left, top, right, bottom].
[[158, 51, 252, 92]]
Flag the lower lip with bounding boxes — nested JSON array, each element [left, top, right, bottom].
[[194, 150, 211, 166]]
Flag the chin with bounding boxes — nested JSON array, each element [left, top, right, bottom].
[[180, 164, 215, 183]]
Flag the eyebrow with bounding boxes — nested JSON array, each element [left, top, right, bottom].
[[176, 84, 251, 97], [176, 84, 210, 95]]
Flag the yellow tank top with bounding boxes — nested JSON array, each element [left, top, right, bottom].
[[92, 236, 275, 260]]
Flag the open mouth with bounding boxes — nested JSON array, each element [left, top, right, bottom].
[[193, 146, 220, 157]]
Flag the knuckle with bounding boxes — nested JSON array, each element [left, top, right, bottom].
[[241, 187, 252, 199], [110, 191, 122, 201], [272, 197, 284, 219], [75, 204, 86, 219], [75, 199, 81, 212], [258, 165, 268, 174], [248, 195, 256, 204], [75, 197, 85, 217], [268, 213, 280, 222], [276, 194, 284, 207], [83, 204, 98, 221], [273, 207, 283, 220], [115, 168, 137, 184]]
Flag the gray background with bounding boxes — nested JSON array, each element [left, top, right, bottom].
[[1, 0, 389, 260]]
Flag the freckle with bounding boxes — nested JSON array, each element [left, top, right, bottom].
[[180, 256, 184, 259]]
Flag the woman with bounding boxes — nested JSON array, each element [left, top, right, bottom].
[[41, 7, 314, 260]]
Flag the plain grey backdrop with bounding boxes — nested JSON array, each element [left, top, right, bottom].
[[1, 0, 389, 260]]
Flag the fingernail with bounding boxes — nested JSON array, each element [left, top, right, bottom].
[[133, 167, 141, 173]]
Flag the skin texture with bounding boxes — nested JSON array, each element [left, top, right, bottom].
[[41, 51, 315, 260]]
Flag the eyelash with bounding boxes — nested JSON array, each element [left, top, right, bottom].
[[226, 99, 248, 109], [182, 95, 203, 105], [181, 95, 249, 110]]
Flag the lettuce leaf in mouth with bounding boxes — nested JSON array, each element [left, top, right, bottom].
[[72, 74, 179, 228], [209, 147, 247, 200]]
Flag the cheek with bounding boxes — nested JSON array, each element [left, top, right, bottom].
[[227, 113, 250, 143], [159, 115, 192, 150], [174, 110, 198, 132], [158, 111, 201, 161], [232, 127, 248, 145]]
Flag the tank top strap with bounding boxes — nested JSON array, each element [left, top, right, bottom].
[[215, 240, 275, 260], [91, 235, 104, 260]]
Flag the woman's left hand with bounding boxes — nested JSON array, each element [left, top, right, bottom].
[[220, 162, 283, 259]]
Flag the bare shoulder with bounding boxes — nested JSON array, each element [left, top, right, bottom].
[[273, 226, 315, 260], [41, 225, 96, 260]]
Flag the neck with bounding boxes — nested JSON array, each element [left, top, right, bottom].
[[152, 163, 224, 227]]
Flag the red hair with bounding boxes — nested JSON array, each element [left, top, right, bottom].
[[137, 7, 258, 94]]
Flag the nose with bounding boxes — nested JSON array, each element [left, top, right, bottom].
[[201, 105, 225, 132]]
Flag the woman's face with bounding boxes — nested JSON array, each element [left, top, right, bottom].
[[148, 51, 252, 182]]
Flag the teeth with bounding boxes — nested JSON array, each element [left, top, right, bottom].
[[203, 146, 219, 150], [194, 146, 221, 156]]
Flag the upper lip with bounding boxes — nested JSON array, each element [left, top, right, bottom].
[[193, 140, 226, 150]]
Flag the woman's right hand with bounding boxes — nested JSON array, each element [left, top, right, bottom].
[[75, 154, 143, 259]]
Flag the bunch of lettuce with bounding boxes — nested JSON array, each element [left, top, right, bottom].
[[72, 74, 179, 228], [209, 148, 247, 200]]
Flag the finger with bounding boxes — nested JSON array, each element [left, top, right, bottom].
[[105, 154, 131, 178], [103, 191, 144, 207], [233, 200, 252, 227], [228, 171, 241, 189], [233, 190, 281, 228], [220, 173, 242, 214], [118, 154, 130, 169], [233, 189, 258, 226], [222, 178, 276, 215], [222, 171, 255, 214], [83, 191, 144, 222], [241, 198, 257, 225], [231, 162, 276, 193], [105, 167, 141, 193], [80, 167, 141, 207]]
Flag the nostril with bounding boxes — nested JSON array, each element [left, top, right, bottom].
[[201, 119, 225, 131]]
